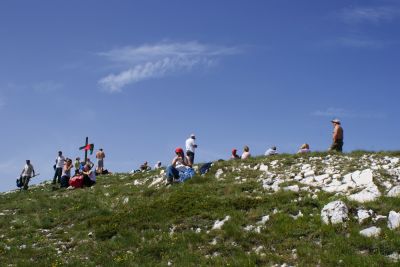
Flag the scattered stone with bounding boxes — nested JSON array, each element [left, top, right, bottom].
[[321, 201, 348, 224], [215, 169, 224, 179], [359, 226, 381, 237], [388, 211, 400, 230], [387, 252, 400, 262], [212, 216, 230, 230], [357, 209, 374, 224], [348, 185, 381, 203], [123, 197, 129, 204], [257, 215, 270, 225], [388, 186, 400, 197], [290, 211, 303, 220], [283, 185, 299, 192]]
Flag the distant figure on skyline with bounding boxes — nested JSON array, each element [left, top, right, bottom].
[[186, 134, 198, 164], [241, 146, 251, 160], [297, 144, 311, 154], [19, 160, 35, 190], [231, 149, 241, 159], [53, 151, 65, 184], [330, 119, 344, 152], [140, 161, 151, 171], [154, 161, 162, 170], [96, 148, 106, 173], [265, 146, 278, 156]]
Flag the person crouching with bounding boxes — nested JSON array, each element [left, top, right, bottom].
[[166, 147, 192, 185], [82, 164, 96, 187]]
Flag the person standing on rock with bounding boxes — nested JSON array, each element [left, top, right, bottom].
[[53, 151, 65, 184], [185, 134, 197, 164], [96, 148, 106, 173], [20, 160, 35, 190], [330, 119, 344, 152]]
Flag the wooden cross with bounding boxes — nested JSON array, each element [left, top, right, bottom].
[[79, 137, 94, 163]]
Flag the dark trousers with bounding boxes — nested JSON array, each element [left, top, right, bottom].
[[53, 168, 62, 184], [20, 176, 31, 190], [166, 166, 180, 183], [83, 175, 95, 187], [330, 140, 344, 152], [186, 151, 195, 164]]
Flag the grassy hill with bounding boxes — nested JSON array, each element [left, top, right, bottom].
[[1, 151, 400, 266]]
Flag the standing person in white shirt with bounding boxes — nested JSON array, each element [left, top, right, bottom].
[[53, 151, 65, 184], [20, 160, 35, 190], [185, 134, 198, 164]]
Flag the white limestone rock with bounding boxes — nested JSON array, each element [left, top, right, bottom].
[[348, 185, 381, 203], [357, 209, 374, 224], [388, 186, 400, 197], [215, 169, 224, 179], [352, 169, 373, 186], [283, 185, 300, 193], [212, 215, 230, 230], [359, 226, 381, 237], [388, 211, 400, 230], [321, 201, 348, 224], [259, 164, 269, 172]]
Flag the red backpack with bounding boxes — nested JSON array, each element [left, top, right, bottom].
[[69, 175, 84, 188]]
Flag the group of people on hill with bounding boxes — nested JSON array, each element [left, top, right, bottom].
[[18, 148, 107, 190], [18, 119, 343, 190], [53, 150, 105, 189]]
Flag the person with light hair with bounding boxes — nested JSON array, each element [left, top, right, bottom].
[[241, 145, 251, 159], [297, 143, 310, 154], [329, 119, 344, 152]]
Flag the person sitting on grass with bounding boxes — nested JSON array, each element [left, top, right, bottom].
[[82, 164, 96, 187], [140, 161, 151, 171], [166, 147, 192, 185], [297, 143, 311, 154], [154, 161, 162, 170], [265, 146, 278, 156], [60, 158, 73, 188], [241, 146, 251, 160], [231, 149, 241, 159]]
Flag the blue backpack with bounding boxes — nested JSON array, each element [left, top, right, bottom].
[[178, 168, 195, 182]]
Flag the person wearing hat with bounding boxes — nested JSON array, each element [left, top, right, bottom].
[[166, 147, 192, 185], [330, 119, 344, 152], [185, 134, 198, 164], [231, 149, 241, 159]]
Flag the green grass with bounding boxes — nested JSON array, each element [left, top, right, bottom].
[[1, 151, 400, 266]]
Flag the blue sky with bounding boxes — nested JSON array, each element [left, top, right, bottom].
[[1, 0, 399, 192]]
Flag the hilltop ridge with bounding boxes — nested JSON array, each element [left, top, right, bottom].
[[1, 151, 400, 266]]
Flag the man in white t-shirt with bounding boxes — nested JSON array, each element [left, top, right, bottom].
[[53, 151, 65, 184], [185, 134, 198, 164], [20, 160, 35, 190]]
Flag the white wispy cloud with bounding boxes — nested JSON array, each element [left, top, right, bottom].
[[98, 41, 240, 92], [339, 6, 400, 24], [33, 81, 63, 93], [312, 107, 386, 119]]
